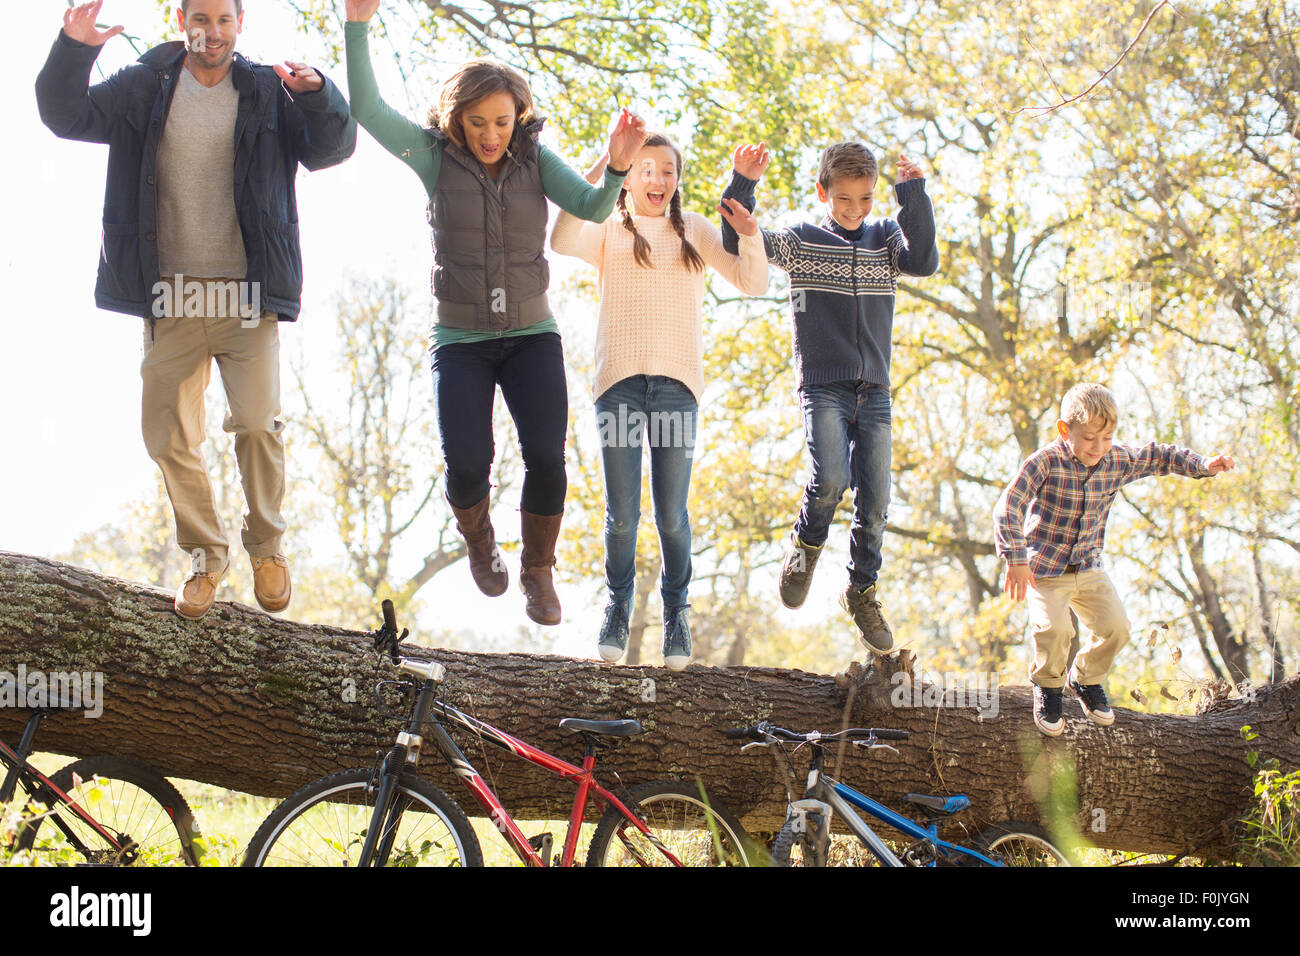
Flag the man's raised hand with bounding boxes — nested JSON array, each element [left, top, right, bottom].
[[63, 1, 124, 46], [273, 61, 325, 93]]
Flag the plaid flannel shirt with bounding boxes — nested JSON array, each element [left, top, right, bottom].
[[993, 438, 1211, 578]]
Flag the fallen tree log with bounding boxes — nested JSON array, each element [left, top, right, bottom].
[[1, 551, 1297, 858]]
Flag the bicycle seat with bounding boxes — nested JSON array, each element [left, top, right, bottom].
[[558, 718, 643, 738], [902, 793, 971, 814]]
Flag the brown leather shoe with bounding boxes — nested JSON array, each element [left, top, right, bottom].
[[252, 554, 292, 613], [449, 495, 508, 597], [175, 566, 227, 620], [519, 510, 563, 625]]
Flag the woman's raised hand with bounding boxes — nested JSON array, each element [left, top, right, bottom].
[[345, 0, 382, 22]]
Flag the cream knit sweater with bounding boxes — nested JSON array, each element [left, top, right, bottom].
[[551, 208, 768, 401]]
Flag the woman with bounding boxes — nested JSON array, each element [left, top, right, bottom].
[[344, 0, 645, 624]]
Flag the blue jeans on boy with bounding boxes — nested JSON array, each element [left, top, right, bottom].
[[595, 375, 698, 610], [794, 381, 891, 590]]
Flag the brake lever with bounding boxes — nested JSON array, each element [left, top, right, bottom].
[[740, 741, 770, 753], [855, 739, 900, 755]]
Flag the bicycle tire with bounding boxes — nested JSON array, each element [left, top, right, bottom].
[[975, 821, 1072, 866], [14, 755, 202, 866], [586, 780, 754, 867], [770, 818, 813, 867], [242, 768, 482, 867]]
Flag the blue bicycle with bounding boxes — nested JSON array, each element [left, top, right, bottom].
[[726, 722, 1071, 867]]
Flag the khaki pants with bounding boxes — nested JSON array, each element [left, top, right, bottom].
[[1026, 569, 1130, 687], [141, 279, 285, 574]]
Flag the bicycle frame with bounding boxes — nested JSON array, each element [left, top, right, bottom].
[[0, 713, 135, 860], [365, 675, 681, 868]]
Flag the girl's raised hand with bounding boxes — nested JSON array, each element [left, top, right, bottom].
[[345, 0, 382, 22], [731, 142, 770, 180], [607, 108, 647, 171], [718, 198, 759, 237], [63, 1, 124, 46]]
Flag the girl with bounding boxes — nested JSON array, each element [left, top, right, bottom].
[[550, 133, 767, 669], [344, 0, 645, 625]]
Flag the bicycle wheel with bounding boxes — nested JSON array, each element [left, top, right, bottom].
[[975, 821, 1072, 866], [15, 755, 202, 866], [242, 768, 482, 867], [586, 780, 754, 867]]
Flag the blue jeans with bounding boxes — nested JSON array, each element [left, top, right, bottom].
[[430, 332, 568, 514], [794, 381, 891, 589], [595, 375, 698, 609]]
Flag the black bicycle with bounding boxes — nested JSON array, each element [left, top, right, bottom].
[[1, 678, 202, 866]]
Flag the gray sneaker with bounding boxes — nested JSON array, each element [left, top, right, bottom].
[[840, 584, 895, 654], [597, 597, 632, 663], [779, 531, 823, 609], [663, 605, 692, 672]]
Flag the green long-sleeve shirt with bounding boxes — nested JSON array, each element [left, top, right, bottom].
[[344, 21, 624, 346]]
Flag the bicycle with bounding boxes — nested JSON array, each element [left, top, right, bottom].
[[726, 722, 1071, 866], [242, 600, 754, 867], [0, 678, 202, 866]]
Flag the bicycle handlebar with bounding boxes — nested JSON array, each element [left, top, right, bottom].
[[724, 722, 910, 744]]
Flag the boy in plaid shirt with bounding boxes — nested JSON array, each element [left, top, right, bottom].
[[993, 384, 1234, 736]]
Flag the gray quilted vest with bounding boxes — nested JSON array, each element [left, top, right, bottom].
[[427, 117, 551, 332]]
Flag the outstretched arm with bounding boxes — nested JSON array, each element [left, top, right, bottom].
[[889, 155, 939, 277], [343, 7, 439, 187], [1122, 442, 1232, 484], [550, 153, 608, 268], [35, 2, 128, 144]]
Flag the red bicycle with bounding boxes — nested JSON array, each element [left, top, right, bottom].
[[242, 601, 753, 867]]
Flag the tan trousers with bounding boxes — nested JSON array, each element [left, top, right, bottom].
[[1026, 569, 1130, 687], [141, 280, 285, 574]]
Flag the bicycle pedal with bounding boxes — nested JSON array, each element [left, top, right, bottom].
[[527, 832, 553, 867]]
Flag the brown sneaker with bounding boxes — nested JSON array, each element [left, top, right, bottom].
[[519, 510, 562, 625], [779, 530, 823, 609], [252, 554, 292, 613], [839, 584, 895, 654], [175, 566, 228, 620], [448, 494, 509, 597]]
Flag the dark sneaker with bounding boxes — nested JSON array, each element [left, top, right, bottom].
[[839, 584, 894, 654], [597, 598, 632, 663], [1032, 684, 1065, 737], [1068, 666, 1115, 726], [663, 605, 692, 672], [779, 531, 824, 609]]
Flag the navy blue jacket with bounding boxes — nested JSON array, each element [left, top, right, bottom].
[[35, 32, 357, 321], [721, 172, 938, 389]]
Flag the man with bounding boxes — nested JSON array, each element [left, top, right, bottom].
[[36, 1, 356, 619]]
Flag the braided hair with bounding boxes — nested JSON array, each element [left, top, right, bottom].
[[617, 132, 705, 272]]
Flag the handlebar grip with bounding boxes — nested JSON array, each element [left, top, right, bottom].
[[382, 599, 397, 631], [724, 726, 763, 741], [873, 728, 910, 741]]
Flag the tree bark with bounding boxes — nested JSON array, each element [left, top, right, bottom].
[[2, 552, 1297, 858]]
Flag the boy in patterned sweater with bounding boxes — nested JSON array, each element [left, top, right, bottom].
[[993, 383, 1235, 736], [720, 141, 939, 654]]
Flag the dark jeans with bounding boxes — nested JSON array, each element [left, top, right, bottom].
[[431, 332, 567, 515], [595, 375, 698, 609], [794, 381, 891, 589]]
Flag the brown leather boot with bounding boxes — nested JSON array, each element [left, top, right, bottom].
[[449, 495, 508, 597], [519, 510, 563, 625]]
